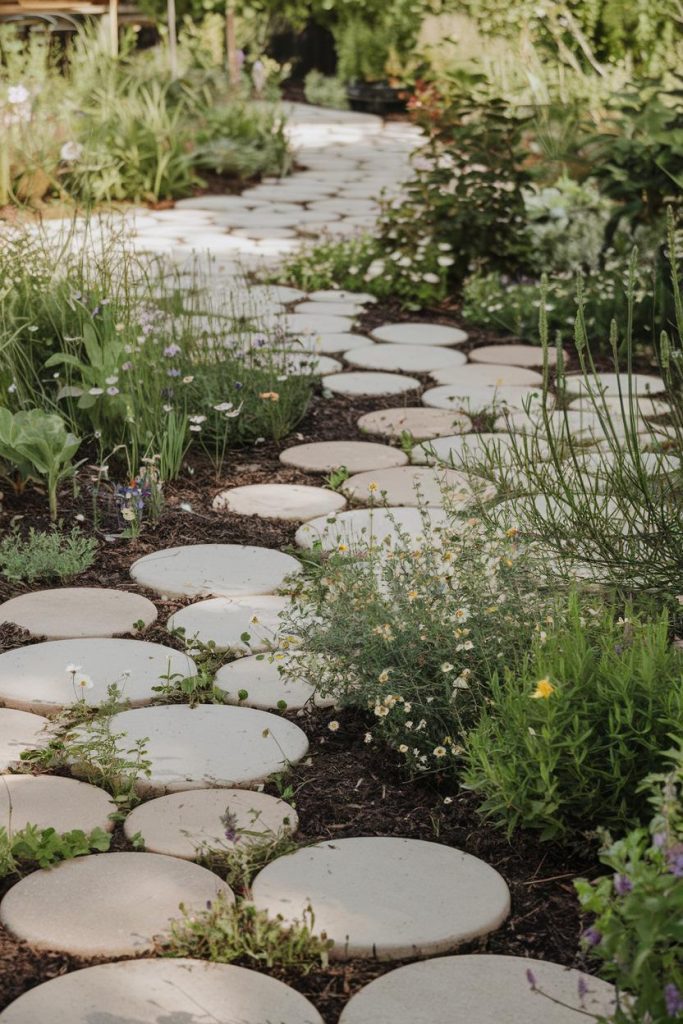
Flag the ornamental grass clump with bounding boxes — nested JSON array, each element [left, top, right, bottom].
[[463, 596, 683, 841]]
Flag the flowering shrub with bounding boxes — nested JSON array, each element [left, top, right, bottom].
[[463, 597, 683, 840], [575, 749, 683, 1023]]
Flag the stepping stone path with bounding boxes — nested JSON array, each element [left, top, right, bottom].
[[430, 363, 543, 387], [411, 432, 523, 467], [212, 483, 346, 521], [358, 407, 472, 440], [345, 344, 468, 374], [423, 384, 548, 413], [323, 371, 420, 397], [0, 959, 324, 1024], [0, 775, 115, 834], [78, 704, 308, 794], [130, 544, 302, 598], [371, 323, 467, 346], [310, 289, 376, 303], [0, 852, 232, 956], [469, 343, 564, 367], [341, 466, 488, 508], [0, 638, 196, 713], [339, 954, 616, 1024], [215, 654, 333, 710], [124, 788, 298, 859], [0, 588, 157, 640], [251, 837, 510, 960], [282, 353, 343, 376], [280, 312, 355, 336], [280, 440, 408, 473], [295, 506, 450, 553], [0, 709, 50, 769], [299, 332, 374, 353], [568, 395, 668, 418], [565, 372, 664, 397], [168, 595, 292, 652], [295, 300, 366, 317]]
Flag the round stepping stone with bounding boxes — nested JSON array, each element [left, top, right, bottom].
[[295, 300, 366, 317], [358, 407, 472, 441], [346, 344, 467, 374], [0, 638, 197, 713], [168, 595, 291, 652], [0, 588, 157, 640], [215, 653, 334, 710], [310, 289, 376, 303], [84, 704, 309, 794], [124, 788, 298, 858], [339, 954, 616, 1024], [0, 959, 324, 1024], [341, 467, 489, 508], [568, 395, 668, 418], [280, 441, 408, 474], [323, 372, 420, 397], [430, 363, 543, 387], [0, 775, 115, 834], [298, 332, 374, 354], [130, 544, 302, 599], [295, 506, 450, 552], [371, 323, 467, 347], [564, 372, 664, 397], [469, 343, 563, 367], [283, 353, 342, 376], [422, 384, 547, 413], [245, 283, 306, 304], [0, 709, 50, 769], [252, 837, 510, 960], [280, 313, 354, 336], [497, 407, 650, 441], [0, 852, 231, 956], [213, 484, 346, 521], [412, 432, 522, 467]]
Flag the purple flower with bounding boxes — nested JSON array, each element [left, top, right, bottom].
[[234, 381, 243, 390], [220, 807, 240, 845], [526, 968, 537, 991], [163, 343, 181, 358], [666, 843, 683, 878], [653, 832, 668, 848], [582, 926, 602, 947], [613, 873, 633, 896], [664, 984, 683, 1017], [167, 369, 181, 378]]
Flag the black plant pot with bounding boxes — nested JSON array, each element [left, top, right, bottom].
[[346, 81, 407, 116]]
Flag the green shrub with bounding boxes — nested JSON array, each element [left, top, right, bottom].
[[303, 71, 349, 110], [0, 822, 110, 879], [0, 527, 97, 583], [463, 597, 683, 840]]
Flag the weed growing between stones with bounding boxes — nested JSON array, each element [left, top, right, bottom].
[[0, 822, 110, 880], [197, 825, 299, 896]]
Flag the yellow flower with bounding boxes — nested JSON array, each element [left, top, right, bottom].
[[505, 527, 518, 538], [368, 481, 378, 493], [407, 589, 418, 602], [328, 720, 340, 732], [378, 669, 391, 684], [337, 543, 349, 553], [259, 391, 279, 401], [531, 677, 555, 699]]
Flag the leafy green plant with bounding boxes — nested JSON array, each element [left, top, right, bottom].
[[0, 527, 97, 583], [197, 824, 298, 894], [0, 407, 82, 520], [463, 596, 683, 840], [0, 822, 110, 879], [303, 71, 349, 110]]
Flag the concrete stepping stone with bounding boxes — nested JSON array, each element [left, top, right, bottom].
[[371, 323, 467, 347], [168, 595, 291, 652], [244, 284, 306, 304], [422, 384, 547, 413], [295, 506, 450, 552], [564, 372, 665, 397], [0, 959, 325, 1024], [310, 289, 376, 303], [339, 954, 616, 1024], [124, 788, 298, 859], [568, 395, 668, 418], [430, 363, 543, 387], [469, 343, 563, 367], [346, 344, 467, 374], [213, 483, 346, 521], [0, 709, 49, 770], [412, 432, 521, 467], [0, 775, 115, 834], [280, 441, 408, 474], [0, 588, 157, 640], [358, 407, 472, 441], [282, 353, 343, 376], [341, 466, 489, 508], [497, 408, 650, 442], [323, 372, 420, 397], [295, 300, 367, 317], [252, 837, 510, 960], [0, 638, 197, 713], [215, 654, 334, 711], [0, 852, 231, 956], [83, 704, 309, 794], [296, 332, 374, 354], [280, 313, 355, 336], [130, 544, 302, 598]]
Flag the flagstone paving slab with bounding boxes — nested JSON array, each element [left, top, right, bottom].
[[124, 788, 298, 859], [371, 323, 468, 346], [430, 363, 544, 387], [280, 440, 408, 474], [252, 837, 510, 960], [0, 775, 115, 834], [322, 372, 420, 397], [0, 852, 231, 956], [0, 588, 157, 640], [295, 506, 450, 552], [81, 704, 309, 794], [168, 595, 292, 652], [358, 407, 472, 440], [0, 638, 197, 713], [130, 544, 302, 598], [341, 466, 489, 507], [422, 384, 548, 413], [215, 653, 334, 710], [213, 483, 346, 521], [0, 709, 50, 770], [469, 344, 563, 367], [0, 959, 324, 1024], [338, 954, 616, 1024], [345, 344, 468, 374]]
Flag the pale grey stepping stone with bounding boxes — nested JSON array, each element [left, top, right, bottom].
[[469, 343, 563, 367], [283, 353, 343, 375], [346, 344, 467, 374], [168, 595, 291, 653], [0, 775, 115, 834], [0, 588, 157, 641], [297, 332, 374, 354], [232, 226, 297, 240], [568, 395, 668, 418], [422, 384, 547, 413], [310, 289, 376, 303], [245, 284, 306, 304], [0, 959, 324, 1024], [130, 544, 302, 598], [85, 704, 309, 794], [0, 709, 50, 769], [295, 506, 450, 552], [412, 432, 521, 466], [252, 837, 510, 960], [295, 300, 366, 317], [339, 954, 616, 1024], [497, 408, 650, 440], [358, 407, 472, 441], [565, 372, 665, 397], [213, 484, 346, 521], [0, 639, 196, 713], [341, 466, 489, 508], [430, 363, 543, 387], [280, 313, 355, 336], [280, 441, 408, 474], [371, 323, 467, 347], [216, 654, 332, 711], [0, 852, 231, 956], [323, 372, 420, 397], [124, 788, 298, 858], [175, 194, 258, 210]]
